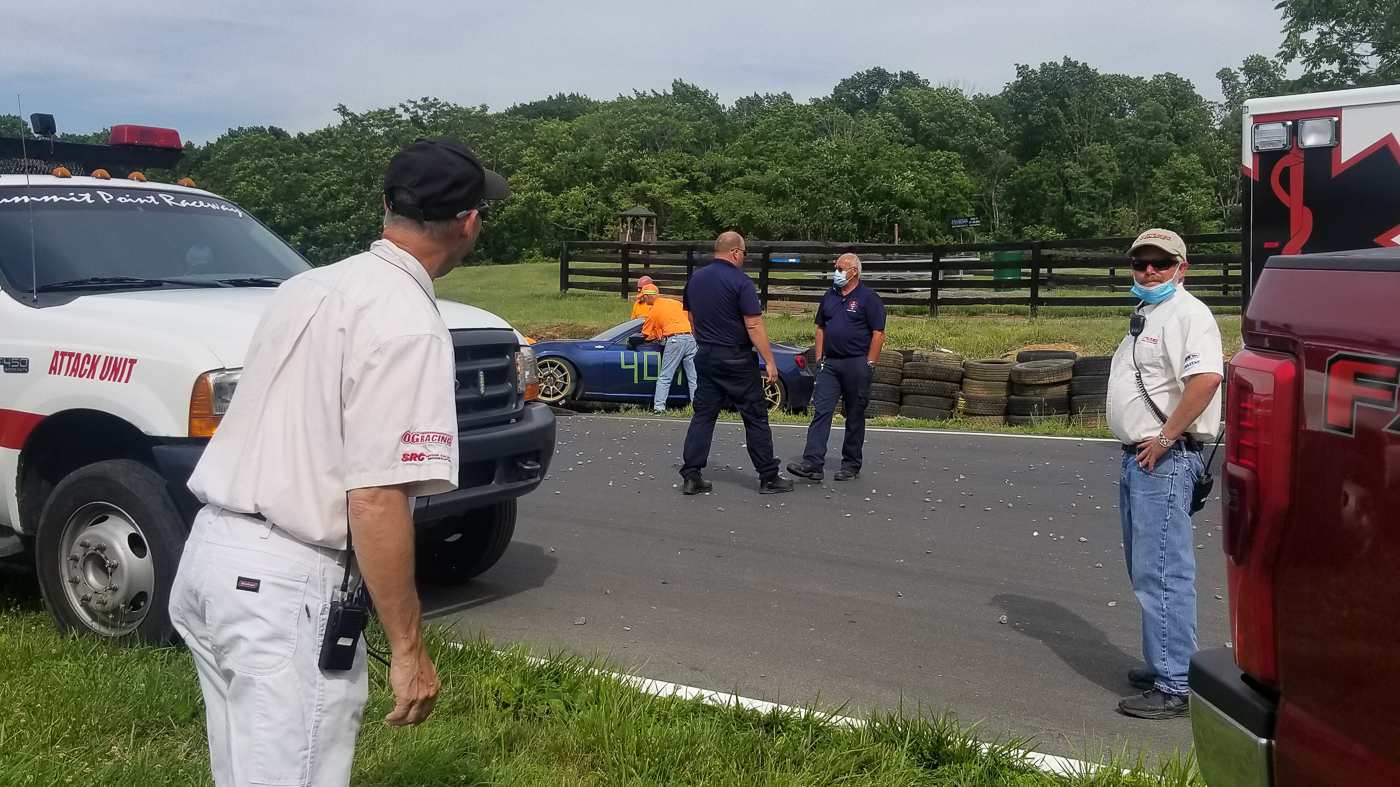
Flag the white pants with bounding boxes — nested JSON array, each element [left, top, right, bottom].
[[169, 506, 367, 787]]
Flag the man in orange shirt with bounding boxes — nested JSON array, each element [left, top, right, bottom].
[[631, 276, 655, 319], [639, 285, 697, 414]]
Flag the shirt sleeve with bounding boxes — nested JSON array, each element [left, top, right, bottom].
[[1177, 309, 1225, 379], [868, 294, 887, 331], [737, 277, 762, 317], [342, 333, 458, 495], [641, 305, 663, 340]]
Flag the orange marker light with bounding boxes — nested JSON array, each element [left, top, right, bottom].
[[178, 177, 196, 187], [128, 172, 147, 182], [189, 375, 220, 438], [51, 167, 72, 178], [91, 169, 111, 180]]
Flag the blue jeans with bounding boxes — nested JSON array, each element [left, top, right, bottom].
[[1119, 446, 1204, 696], [653, 333, 697, 411]]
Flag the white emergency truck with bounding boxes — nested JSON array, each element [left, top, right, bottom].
[[0, 121, 555, 642]]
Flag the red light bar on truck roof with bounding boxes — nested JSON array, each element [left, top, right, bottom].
[[108, 125, 183, 150]]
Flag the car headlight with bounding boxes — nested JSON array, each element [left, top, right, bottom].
[[516, 345, 540, 401], [189, 368, 241, 438]]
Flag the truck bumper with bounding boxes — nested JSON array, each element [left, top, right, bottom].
[[1189, 647, 1278, 787], [151, 402, 557, 527]]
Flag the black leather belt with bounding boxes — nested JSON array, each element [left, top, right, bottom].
[[1123, 437, 1203, 453]]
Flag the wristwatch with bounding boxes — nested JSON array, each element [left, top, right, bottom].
[[866, 359, 876, 369], [1156, 431, 1173, 448]]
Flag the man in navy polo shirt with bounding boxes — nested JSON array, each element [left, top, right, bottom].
[[679, 232, 794, 495], [787, 253, 886, 482]]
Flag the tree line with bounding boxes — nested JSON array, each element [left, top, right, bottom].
[[3, 0, 1392, 264]]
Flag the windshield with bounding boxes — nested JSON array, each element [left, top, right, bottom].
[[0, 186, 310, 292], [590, 318, 644, 342]]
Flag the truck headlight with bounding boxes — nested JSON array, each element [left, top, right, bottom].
[[189, 369, 241, 438], [516, 345, 540, 401]]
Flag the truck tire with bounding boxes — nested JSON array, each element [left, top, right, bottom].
[[877, 350, 904, 368], [866, 401, 901, 419], [870, 383, 902, 403], [416, 500, 517, 585], [34, 459, 186, 643], [962, 359, 1014, 382], [1073, 356, 1113, 376], [960, 394, 1009, 416], [961, 378, 1010, 397], [1013, 382, 1071, 398], [1015, 350, 1078, 363], [872, 366, 903, 386], [901, 394, 956, 411], [1069, 376, 1110, 396], [1010, 359, 1075, 385], [901, 379, 960, 398], [899, 406, 953, 421]]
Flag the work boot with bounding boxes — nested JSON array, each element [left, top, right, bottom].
[[1128, 666, 1154, 691], [1117, 689, 1190, 720], [759, 475, 794, 494], [682, 474, 712, 495], [833, 468, 859, 481], [786, 461, 823, 481]]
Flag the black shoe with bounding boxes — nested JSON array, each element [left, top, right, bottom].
[[833, 469, 859, 481], [652, 408, 665, 415], [759, 475, 795, 494], [1128, 666, 1154, 691], [786, 461, 823, 481], [1118, 689, 1190, 719], [682, 474, 712, 495]]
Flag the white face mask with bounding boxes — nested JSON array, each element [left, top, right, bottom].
[[833, 269, 850, 287]]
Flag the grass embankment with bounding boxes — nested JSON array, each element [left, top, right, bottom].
[[438, 261, 1243, 360], [0, 568, 1197, 786]]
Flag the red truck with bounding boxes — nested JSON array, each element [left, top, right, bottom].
[[1189, 85, 1400, 786]]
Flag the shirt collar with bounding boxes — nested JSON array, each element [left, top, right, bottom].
[[368, 239, 437, 302]]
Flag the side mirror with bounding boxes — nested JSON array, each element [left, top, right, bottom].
[[627, 334, 646, 349]]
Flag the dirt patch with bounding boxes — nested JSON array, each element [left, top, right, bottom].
[[1001, 342, 1088, 359], [525, 321, 608, 341]]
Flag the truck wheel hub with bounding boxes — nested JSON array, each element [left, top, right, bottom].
[[59, 503, 156, 636]]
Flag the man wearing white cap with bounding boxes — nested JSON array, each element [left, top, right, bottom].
[[1107, 228, 1223, 719]]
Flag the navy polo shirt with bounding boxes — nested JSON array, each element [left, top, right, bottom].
[[815, 282, 886, 358], [683, 258, 763, 347]]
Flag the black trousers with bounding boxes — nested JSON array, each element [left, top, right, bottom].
[[680, 344, 779, 480], [802, 356, 872, 472]]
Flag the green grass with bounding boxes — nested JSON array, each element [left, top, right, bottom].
[[437, 262, 1243, 360], [1, 568, 1198, 786]]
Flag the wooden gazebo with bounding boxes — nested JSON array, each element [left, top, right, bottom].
[[617, 206, 657, 242]]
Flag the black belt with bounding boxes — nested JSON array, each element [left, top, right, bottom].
[[1123, 437, 1203, 453], [665, 332, 691, 336]]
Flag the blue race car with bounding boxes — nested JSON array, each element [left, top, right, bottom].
[[532, 318, 816, 412]]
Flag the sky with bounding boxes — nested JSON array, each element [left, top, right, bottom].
[[6, 1, 1287, 144]]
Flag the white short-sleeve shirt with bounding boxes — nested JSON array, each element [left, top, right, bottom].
[[187, 239, 458, 549], [1106, 287, 1225, 445]]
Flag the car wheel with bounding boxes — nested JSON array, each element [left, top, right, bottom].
[[536, 357, 577, 405], [415, 500, 517, 585], [34, 459, 186, 643], [761, 374, 787, 411]]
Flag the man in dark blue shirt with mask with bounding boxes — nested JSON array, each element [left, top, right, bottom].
[[679, 232, 793, 495], [787, 253, 886, 482]]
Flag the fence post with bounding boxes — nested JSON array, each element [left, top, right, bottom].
[[559, 241, 570, 293], [759, 248, 771, 309], [1030, 242, 1042, 318], [928, 245, 942, 316], [620, 245, 631, 299], [686, 247, 695, 279], [1222, 254, 1230, 297]]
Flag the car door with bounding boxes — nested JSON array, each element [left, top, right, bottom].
[[603, 331, 665, 399]]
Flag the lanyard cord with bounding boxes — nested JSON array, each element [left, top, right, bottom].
[[1131, 301, 1225, 453]]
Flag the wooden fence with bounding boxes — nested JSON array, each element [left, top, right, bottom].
[[559, 234, 1243, 315]]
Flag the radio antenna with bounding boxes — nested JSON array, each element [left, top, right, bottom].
[[16, 95, 38, 304]]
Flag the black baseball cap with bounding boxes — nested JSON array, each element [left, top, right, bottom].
[[383, 136, 510, 221]]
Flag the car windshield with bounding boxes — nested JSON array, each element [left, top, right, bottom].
[[0, 186, 311, 292], [590, 318, 645, 342]]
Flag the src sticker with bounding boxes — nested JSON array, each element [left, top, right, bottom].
[[0, 358, 28, 374], [1322, 352, 1400, 436], [47, 350, 137, 382]]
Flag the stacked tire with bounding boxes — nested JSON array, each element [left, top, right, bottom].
[[899, 350, 962, 421], [1069, 355, 1111, 428], [959, 359, 1015, 425], [1007, 358, 1075, 426], [867, 349, 904, 419]]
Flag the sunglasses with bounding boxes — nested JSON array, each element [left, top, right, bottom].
[[456, 202, 490, 221], [1130, 257, 1179, 272]]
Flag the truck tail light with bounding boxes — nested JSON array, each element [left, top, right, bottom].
[[189, 369, 242, 438], [109, 125, 183, 150], [1222, 348, 1298, 686]]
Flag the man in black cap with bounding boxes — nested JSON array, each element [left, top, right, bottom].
[[170, 136, 508, 786]]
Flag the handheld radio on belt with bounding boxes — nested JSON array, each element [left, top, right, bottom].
[[1129, 304, 1222, 515], [319, 528, 370, 671]]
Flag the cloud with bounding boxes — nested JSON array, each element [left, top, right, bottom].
[[6, 0, 1285, 142]]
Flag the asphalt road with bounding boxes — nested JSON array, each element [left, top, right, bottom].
[[422, 414, 1229, 760]]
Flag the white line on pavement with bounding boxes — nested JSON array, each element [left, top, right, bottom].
[[573, 414, 1121, 444]]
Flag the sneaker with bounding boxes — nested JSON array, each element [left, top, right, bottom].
[[1117, 689, 1190, 720], [1128, 666, 1154, 691], [652, 408, 665, 415], [682, 474, 712, 495], [759, 475, 795, 494], [786, 461, 823, 481], [833, 469, 859, 481]]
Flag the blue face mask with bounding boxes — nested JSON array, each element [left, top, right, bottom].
[[1132, 278, 1176, 304], [833, 269, 849, 288]]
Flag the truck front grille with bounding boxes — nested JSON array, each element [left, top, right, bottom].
[[450, 328, 522, 430]]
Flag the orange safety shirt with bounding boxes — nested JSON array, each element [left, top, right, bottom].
[[631, 298, 651, 320], [641, 297, 692, 341]]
